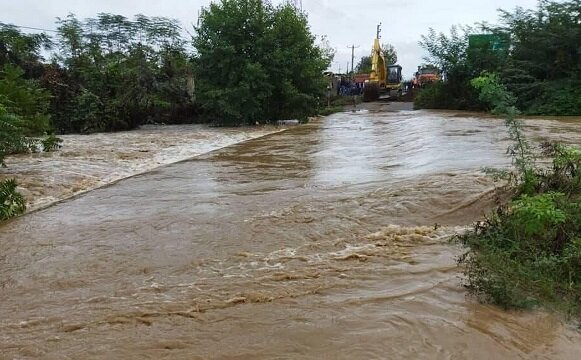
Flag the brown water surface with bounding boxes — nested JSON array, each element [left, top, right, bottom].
[[1, 108, 580, 359]]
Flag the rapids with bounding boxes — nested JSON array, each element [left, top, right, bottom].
[[1, 104, 580, 359]]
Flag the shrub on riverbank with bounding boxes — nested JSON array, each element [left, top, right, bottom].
[[0, 73, 60, 220], [414, 81, 484, 111], [0, 178, 26, 220], [458, 74, 581, 319]]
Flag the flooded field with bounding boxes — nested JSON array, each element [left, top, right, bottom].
[[0, 125, 282, 211], [1, 104, 580, 359]]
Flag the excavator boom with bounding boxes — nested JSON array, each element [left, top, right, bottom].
[[369, 38, 386, 88]]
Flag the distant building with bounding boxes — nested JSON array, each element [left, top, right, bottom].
[[353, 74, 370, 86]]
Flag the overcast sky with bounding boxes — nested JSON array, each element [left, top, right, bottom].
[[2, 0, 539, 78]]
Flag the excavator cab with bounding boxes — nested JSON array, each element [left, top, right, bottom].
[[387, 65, 402, 87]]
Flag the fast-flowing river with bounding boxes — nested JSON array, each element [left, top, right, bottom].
[[1, 105, 580, 359]]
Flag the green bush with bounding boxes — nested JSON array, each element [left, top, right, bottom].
[[41, 134, 63, 152], [318, 105, 343, 116], [414, 81, 484, 110], [0, 178, 26, 220], [459, 73, 581, 320], [525, 81, 581, 116]]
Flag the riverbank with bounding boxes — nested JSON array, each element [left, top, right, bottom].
[[0, 124, 286, 212]]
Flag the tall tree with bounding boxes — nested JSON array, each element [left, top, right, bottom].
[[194, 0, 331, 125], [53, 13, 195, 133], [356, 56, 372, 73], [382, 43, 398, 65], [0, 23, 51, 78]]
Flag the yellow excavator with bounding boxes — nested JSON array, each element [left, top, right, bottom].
[[363, 23, 402, 101], [369, 25, 386, 88]]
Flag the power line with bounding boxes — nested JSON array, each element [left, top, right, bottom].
[[1, 23, 58, 33]]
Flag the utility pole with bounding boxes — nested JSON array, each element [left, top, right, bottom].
[[347, 44, 360, 76]]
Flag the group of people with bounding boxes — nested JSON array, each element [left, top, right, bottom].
[[338, 80, 363, 96]]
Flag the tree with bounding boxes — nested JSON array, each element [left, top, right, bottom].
[[0, 64, 50, 138], [356, 56, 372, 73], [417, 1, 581, 115], [194, 0, 331, 125], [416, 25, 487, 110], [53, 13, 196, 133], [382, 43, 397, 65], [495, 0, 581, 114], [0, 67, 54, 220], [419, 25, 472, 75], [0, 23, 51, 78]]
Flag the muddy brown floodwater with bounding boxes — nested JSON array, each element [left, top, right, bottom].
[[1, 105, 581, 359], [0, 124, 281, 212]]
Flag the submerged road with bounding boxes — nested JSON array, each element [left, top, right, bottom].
[[1, 105, 580, 359]]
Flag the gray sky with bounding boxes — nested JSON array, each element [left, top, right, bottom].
[[2, 0, 539, 78]]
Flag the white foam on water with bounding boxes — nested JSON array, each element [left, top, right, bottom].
[[2, 124, 286, 211]]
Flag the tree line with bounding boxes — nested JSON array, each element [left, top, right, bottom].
[[415, 0, 581, 115]]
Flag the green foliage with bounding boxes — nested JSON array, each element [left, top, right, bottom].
[[49, 13, 197, 133], [417, 1, 581, 115], [525, 81, 581, 116], [498, 0, 581, 116], [415, 25, 497, 111], [511, 193, 567, 237], [41, 134, 63, 152], [0, 64, 51, 135], [0, 66, 57, 221], [356, 56, 372, 74], [0, 101, 30, 165], [472, 73, 538, 194], [470, 73, 516, 113], [2, 4, 334, 131], [414, 81, 482, 110], [0, 178, 26, 220], [194, 0, 331, 125], [459, 187, 581, 317], [0, 23, 51, 77], [459, 71, 581, 319], [0, 63, 55, 167], [382, 43, 398, 65]]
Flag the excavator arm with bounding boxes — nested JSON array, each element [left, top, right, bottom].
[[369, 37, 386, 88]]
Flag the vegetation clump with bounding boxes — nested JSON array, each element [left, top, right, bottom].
[[416, 0, 581, 116], [0, 178, 26, 221], [194, 0, 333, 125], [0, 59, 61, 220], [458, 74, 581, 319]]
